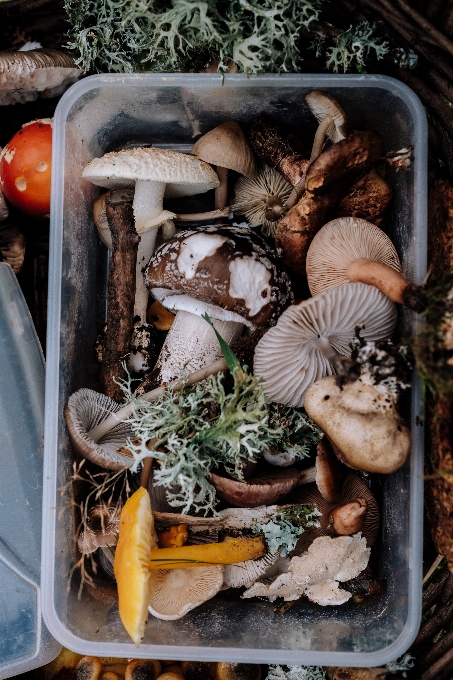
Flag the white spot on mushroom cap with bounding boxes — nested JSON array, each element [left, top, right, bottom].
[[15, 177, 27, 191], [35, 161, 48, 172], [177, 232, 228, 280], [1, 146, 15, 164], [228, 256, 272, 317]]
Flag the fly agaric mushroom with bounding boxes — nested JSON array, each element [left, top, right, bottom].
[[145, 226, 293, 383], [234, 166, 292, 237], [306, 217, 405, 300], [148, 564, 224, 620], [0, 119, 52, 219], [304, 375, 411, 474], [254, 282, 397, 407], [276, 130, 383, 274], [191, 121, 258, 210], [285, 91, 350, 209], [0, 48, 81, 105]]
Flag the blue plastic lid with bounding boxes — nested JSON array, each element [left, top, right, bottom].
[[0, 263, 60, 678]]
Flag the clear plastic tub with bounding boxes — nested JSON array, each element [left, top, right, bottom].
[[0, 263, 60, 678], [42, 73, 427, 666]]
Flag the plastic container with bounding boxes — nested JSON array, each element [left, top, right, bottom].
[[0, 263, 60, 678], [43, 73, 427, 666]]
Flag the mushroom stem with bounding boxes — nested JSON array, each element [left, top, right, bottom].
[[140, 455, 154, 489], [330, 498, 367, 535], [87, 357, 228, 442], [315, 335, 357, 377], [347, 258, 411, 304], [214, 166, 229, 210], [134, 228, 158, 322], [133, 179, 175, 233]]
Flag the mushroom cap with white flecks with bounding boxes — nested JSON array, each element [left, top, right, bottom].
[[148, 565, 224, 620], [191, 121, 258, 179], [305, 90, 349, 144], [82, 147, 220, 194], [306, 217, 402, 296], [253, 282, 397, 407], [146, 226, 293, 329]]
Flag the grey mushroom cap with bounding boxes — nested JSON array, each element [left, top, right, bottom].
[[305, 90, 349, 145], [64, 388, 135, 470], [146, 226, 294, 329], [253, 282, 397, 407], [191, 121, 258, 179], [0, 49, 81, 105]]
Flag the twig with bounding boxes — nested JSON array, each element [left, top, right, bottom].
[[396, 0, 453, 58], [426, 68, 453, 104], [422, 563, 450, 613], [421, 644, 453, 680], [409, 595, 453, 653], [423, 554, 446, 585]]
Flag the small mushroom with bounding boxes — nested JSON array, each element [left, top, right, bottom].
[[148, 564, 224, 620], [191, 121, 258, 209], [254, 282, 397, 407], [306, 217, 409, 302], [76, 657, 103, 680], [125, 660, 161, 680], [181, 661, 212, 680], [147, 299, 175, 331], [78, 504, 121, 554], [215, 663, 261, 680], [233, 166, 292, 236], [145, 226, 293, 383], [0, 48, 81, 105], [304, 375, 411, 474], [0, 224, 26, 274]]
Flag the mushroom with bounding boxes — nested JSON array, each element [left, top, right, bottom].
[[275, 130, 383, 274], [0, 224, 26, 275], [233, 166, 293, 236], [0, 48, 81, 105], [181, 661, 212, 680], [335, 168, 393, 226], [249, 114, 310, 186], [191, 121, 258, 210], [304, 375, 411, 474], [285, 91, 349, 209], [215, 663, 261, 680], [125, 660, 161, 680], [78, 504, 121, 554], [254, 282, 397, 407], [306, 217, 408, 302], [76, 657, 103, 680], [148, 564, 224, 620], [145, 226, 293, 383], [0, 119, 52, 219], [147, 299, 175, 331]]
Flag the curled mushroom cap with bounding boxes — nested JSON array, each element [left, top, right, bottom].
[[304, 376, 411, 474], [0, 49, 81, 105], [64, 388, 135, 470], [148, 564, 224, 620], [305, 90, 349, 157], [254, 282, 397, 407], [306, 217, 402, 297]]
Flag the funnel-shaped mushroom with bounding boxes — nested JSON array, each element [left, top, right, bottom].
[[234, 166, 292, 237], [304, 375, 411, 473], [146, 226, 293, 383], [254, 282, 397, 407], [306, 217, 408, 301], [148, 564, 224, 620], [191, 121, 258, 210]]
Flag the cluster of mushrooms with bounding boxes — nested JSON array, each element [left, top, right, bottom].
[[65, 91, 415, 630]]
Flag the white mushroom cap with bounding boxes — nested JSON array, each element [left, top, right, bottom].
[[0, 49, 81, 106], [254, 282, 397, 407], [148, 565, 224, 620], [64, 388, 136, 470], [223, 551, 280, 589], [234, 166, 292, 237], [305, 91, 349, 145], [290, 533, 370, 586], [306, 217, 402, 296]]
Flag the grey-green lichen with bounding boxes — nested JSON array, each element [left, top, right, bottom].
[[252, 504, 320, 556], [64, 0, 322, 75], [325, 21, 389, 73], [266, 666, 327, 680]]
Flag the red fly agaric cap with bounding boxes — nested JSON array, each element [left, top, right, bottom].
[[145, 226, 293, 329], [0, 119, 52, 219]]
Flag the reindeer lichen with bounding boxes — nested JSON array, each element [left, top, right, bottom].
[[325, 21, 389, 73], [266, 666, 327, 680]]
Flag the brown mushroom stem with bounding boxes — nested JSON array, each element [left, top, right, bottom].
[[101, 195, 140, 401], [140, 455, 154, 489], [310, 114, 334, 162], [329, 498, 367, 535], [347, 258, 418, 306], [264, 196, 285, 221], [215, 166, 229, 210], [88, 357, 228, 443]]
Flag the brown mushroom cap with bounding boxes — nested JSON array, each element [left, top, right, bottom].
[[306, 217, 402, 297], [234, 166, 292, 237], [76, 657, 103, 680], [335, 168, 393, 225], [215, 663, 261, 680], [181, 661, 212, 680], [315, 438, 347, 504], [209, 466, 309, 508], [125, 659, 162, 680], [191, 121, 258, 179], [145, 226, 293, 329]]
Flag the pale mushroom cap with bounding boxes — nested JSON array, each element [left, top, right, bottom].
[[148, 565, 224, 620], [290, 533, 370, 585], [64, 388, 135, 470], [0, 49, 81, 105], [254, 282, 397, 407], [306, 217, 402, 296], [234, 166, 292, 237], [82, 147, 220, 195], [223, 550, 280, 589], [191, 121, 258, 179], [305, 91, 349, 143]]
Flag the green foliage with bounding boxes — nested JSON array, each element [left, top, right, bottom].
[[325, 21, 389, 73], [252, 504, 320, 556], [65, 0, 322, 74], [266, 666, 327, 680]]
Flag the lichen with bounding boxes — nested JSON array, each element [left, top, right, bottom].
[[266, 665, 327, 680], [64, 0, 322, 75], [252, 504, 320, 556], [325, 21, 389, 73], [386, 653, 415, 676]]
